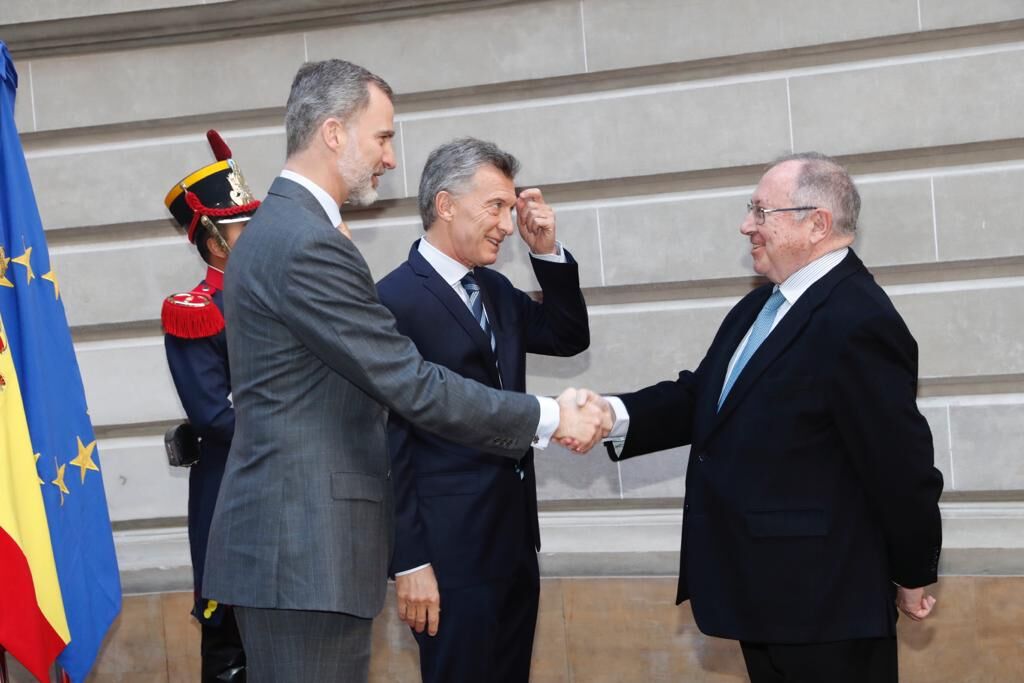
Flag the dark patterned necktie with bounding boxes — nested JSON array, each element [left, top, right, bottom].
[[460, 272, 496, 354]]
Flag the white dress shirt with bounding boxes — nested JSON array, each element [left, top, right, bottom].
[[606, 247, 849, 439]]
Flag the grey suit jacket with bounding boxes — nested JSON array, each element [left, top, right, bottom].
[[203, 177, 540, 618]]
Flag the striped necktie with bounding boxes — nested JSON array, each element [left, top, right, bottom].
[[718, 288, 786, 410], [460, 272, 496, 354]]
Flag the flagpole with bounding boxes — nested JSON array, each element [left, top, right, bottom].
[[0, 646, 9, 683]]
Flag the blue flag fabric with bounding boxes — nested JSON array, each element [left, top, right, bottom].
[[0, 42, 122, 682]]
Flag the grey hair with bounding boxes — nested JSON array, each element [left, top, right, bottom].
[[772, 151, 860, 235], [284, 59, 393, 157], [418, 137, 520, 229]]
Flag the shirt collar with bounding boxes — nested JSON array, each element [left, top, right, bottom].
[[778, 247, 849, 305], [417, 236, 472, 287], [280, 169, 343, 227]]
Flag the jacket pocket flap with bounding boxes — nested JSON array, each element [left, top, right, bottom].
[[331, 472, 385, 502], [746, 509, 827, 538], [416, 470, 487, 498]]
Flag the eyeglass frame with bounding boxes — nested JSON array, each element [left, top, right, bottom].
[[746, 201, 818, 226]]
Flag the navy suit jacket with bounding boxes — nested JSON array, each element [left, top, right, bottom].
[[378, 240, 589, 589], [610, 250, 943, 644], [164, 278, 234, 623]]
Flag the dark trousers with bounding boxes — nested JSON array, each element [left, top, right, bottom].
[[740, 636, 898, 683], [201, 608, 246, 682], [414, 553, 540, 683], [234, 606, 372, 683]]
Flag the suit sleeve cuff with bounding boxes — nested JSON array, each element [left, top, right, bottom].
[[533, 395, 560, 449]]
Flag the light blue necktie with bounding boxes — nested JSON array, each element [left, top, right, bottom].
[[460, 272, 496, 354], [718, 288, 786, 410]]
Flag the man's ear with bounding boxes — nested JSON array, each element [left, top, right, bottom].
[[435, 191, 455, 222], [809, 207, 834, 245], [207, 233, 228, 259], [321, 117, 348, 153]]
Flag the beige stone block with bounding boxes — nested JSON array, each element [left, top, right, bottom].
[[30, 33, 304, 131], [54, 239, 203, 328], [855, 177, 937, 268], [3, 0, 199, 24], [401, 79, 791, 189], [933, 167, 1024, 262], [77, 338, 184, 427], [893, 285, 1024, 379], [598, 193, 751, 286], [920, 0, 1024, 29], [949, 403, 1024, 490], [920, 405, 952, 489], [307, 0, 585, 94], [99, 437, 189, 522], [583, 0, 919, 72], [790, 50, 1024, 156]]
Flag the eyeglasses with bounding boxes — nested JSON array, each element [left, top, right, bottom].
[[746, 201, 817, 226]]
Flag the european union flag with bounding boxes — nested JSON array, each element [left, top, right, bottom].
[[0, 42, 121, 682]]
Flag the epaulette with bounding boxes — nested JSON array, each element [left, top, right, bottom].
[[161, 284, 224, 339]]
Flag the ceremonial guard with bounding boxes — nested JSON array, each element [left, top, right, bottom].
[[162, 130, 259, 683]]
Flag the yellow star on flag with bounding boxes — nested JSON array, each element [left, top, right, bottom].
[[52, 459, 70, 505], [12, 246, 34, 284], [0, 246, 12, 288], [70, 436, 100, 483], [35, 452, 45, 485], [42, 270, 60, 299]]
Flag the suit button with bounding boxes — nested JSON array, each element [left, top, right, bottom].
[[696, 453, 706, 463], [684, 502, 690, 511], [385, 469, 392, 480]]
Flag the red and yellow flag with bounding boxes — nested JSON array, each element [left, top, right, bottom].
[[0, 315, 71, 681]]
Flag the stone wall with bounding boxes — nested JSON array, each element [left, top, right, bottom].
[[3, 0, 1023, 579]]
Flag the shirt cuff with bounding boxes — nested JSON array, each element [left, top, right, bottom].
[[394, 563, 431, 577], [533, 395, 560, 449], [529, 241, 566, 263], [605, 396, 630, 439]]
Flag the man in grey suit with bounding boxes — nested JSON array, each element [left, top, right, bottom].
[[202, 59, 607, 682]]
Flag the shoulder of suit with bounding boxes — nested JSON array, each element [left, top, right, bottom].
[[161, 282, 225, 339]]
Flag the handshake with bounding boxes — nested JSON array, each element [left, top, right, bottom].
[[552, 388, 614, 453]]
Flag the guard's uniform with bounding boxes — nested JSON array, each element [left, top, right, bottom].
[[162, 130, 258, 683]]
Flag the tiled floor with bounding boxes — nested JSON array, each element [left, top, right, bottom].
[[5, 576, 1022, 682]]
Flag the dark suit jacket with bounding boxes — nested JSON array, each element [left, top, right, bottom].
[[611, 250, 943, 644], [203, 177, 542, 619], [378, 240, 589, 588]]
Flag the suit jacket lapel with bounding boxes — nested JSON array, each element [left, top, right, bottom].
[[408, 242, 502, 385], [711, 250, 866, 431]]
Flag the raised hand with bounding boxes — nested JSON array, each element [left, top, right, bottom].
[[554, 387, 611, 454], [896, 585, 937, 621], [396, 565, 441, 635], [515, 188, 557, 255]]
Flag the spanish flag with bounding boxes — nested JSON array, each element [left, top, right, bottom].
[[1, 41, 121, 682], [0, 316, 70, 681]]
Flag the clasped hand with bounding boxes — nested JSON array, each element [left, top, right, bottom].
[[554, 388, 613, 453]]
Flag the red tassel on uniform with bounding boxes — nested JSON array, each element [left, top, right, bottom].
[[161, 293, 225, 339]]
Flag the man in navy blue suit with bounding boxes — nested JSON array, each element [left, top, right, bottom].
[[585, 152, 943, 683], [377, 137, 590, 683], [162, 131, 257, 683]]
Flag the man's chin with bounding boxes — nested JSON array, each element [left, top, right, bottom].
[[346, 187, 379, 208]]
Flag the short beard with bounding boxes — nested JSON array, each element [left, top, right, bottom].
[[338, 137, 379, 208]]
